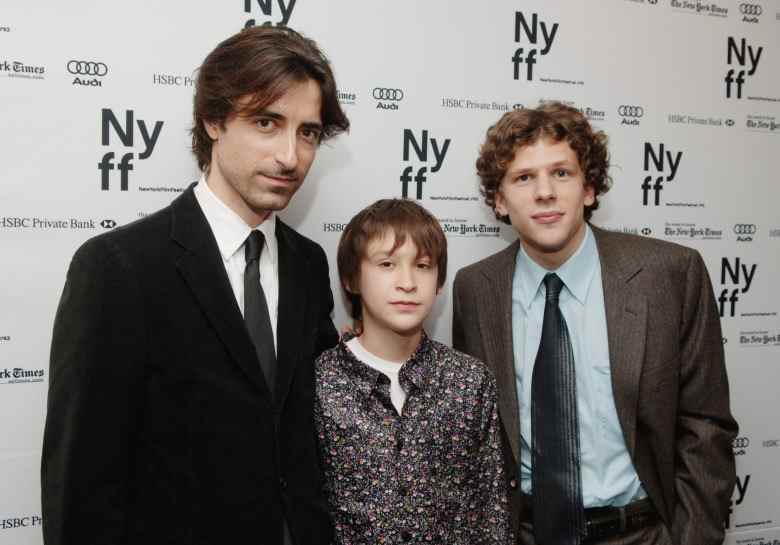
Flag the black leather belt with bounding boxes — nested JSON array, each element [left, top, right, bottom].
[[520, 495, 660, 541]]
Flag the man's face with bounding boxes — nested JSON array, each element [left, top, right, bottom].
[[495, 137, 595, 269], [353, 231, 439, 342], [204, 78, 323, 227]]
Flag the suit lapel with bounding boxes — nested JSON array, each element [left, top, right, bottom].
[[478, 241, 522, 463], [593, 227, 647, 456], [274, 220, 307, 406], [171, 186, 273, 402]]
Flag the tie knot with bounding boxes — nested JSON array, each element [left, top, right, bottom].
[[245, 230, 265, 264], [543, 273, 564, 303]]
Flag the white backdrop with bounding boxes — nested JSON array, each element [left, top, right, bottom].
[[1, 1, 778, 543]]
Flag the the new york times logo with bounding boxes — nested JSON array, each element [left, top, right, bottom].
[[726, 474, 750, 530], [0, 516, 43, 530], [512, 12, 558, 81], [719, 257, 756, 317], [400, 130, 450, 199], [641, 142, 682, 206], [732, 436, 749, 456], [244, 0, 295, 28], [0, 367, 45, 385], [725, 37, 763, 99], [98, 109, 163, 191]]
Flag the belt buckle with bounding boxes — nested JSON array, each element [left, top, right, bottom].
[[585, 505, 627, 540]]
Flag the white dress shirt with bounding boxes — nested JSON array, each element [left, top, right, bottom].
[[194, 175, 279, 353]]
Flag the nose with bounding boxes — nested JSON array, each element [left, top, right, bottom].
[[534, 172, 556, 201], [396, 265, 417, 293], [274, 129, 299, 172]]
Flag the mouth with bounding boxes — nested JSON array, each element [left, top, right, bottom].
[[532, 211, 563, 224], [390, 301, 420, 311], [259, 172, 298, 184]]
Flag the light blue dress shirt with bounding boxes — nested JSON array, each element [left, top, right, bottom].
[[512, 226, 646, 507]]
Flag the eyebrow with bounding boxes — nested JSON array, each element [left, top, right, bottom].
[[507, 159, 577, 174]]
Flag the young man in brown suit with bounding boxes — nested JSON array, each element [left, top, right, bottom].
[[452, 102, 737, 545]]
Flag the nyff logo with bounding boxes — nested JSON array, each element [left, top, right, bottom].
[[719, 257, 756, 317], [400, 130, 450, 199], [725, 37, 763, 99], [726, 474, 750, 529], [512, 12, 558, 81], [244, 0, 295, 28], [98, 109, 163, 191], [641, 143, 682, 206]]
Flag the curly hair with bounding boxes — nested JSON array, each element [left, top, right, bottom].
[[476, 102, 611, 223]]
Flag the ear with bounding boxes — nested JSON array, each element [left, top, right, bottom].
[[203, 120, 221, 141], [342, 278, 359, 295], [584, 183, 596, 206], [494, 187, 508, 217]]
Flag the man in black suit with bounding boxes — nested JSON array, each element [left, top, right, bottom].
[[41, 26, 349, 545]]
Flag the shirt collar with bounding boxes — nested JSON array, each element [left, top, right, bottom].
[[514, 224, 598, 307], [194, 174, 277, 262], [337, 331, 436, 396]]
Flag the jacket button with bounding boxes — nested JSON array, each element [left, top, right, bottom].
[[509, 478, 518, 490], [280, 478, 288, 490]]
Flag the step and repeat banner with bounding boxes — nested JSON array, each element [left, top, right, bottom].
[[1, 1, 778, 543]]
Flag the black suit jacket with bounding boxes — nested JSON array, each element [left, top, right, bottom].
[[41, 185, 339, 545]]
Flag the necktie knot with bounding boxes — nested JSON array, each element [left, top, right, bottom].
[[245, 230, 265, 264], [543, 273, 564, 303]]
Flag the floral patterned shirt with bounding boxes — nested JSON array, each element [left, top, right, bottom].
[[315, 333, 512, 545]]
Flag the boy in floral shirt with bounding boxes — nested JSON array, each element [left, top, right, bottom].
[[315, 199, 511, 544]]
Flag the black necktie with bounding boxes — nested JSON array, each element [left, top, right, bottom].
[[531, 273, 584, 545], [244, 230, 277, 398]]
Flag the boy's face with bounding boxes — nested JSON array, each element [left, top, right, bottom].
[[495, 137, 595, 270], [354, 230, 439, 340]]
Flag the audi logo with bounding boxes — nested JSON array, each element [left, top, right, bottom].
[[618, 105, 644, 118], [100, 219, 117, 229], [372, 88, 404, 101], [725, 119, 735, 127], [67, 60, 108, 76], [734, 223, 757, 235], [740, 3, 762, 15], [732, 437, 750, 449], [641, 227, 652, 235]]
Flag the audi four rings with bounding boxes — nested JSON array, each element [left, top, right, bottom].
[[372, 88, 404, 101], [734, 224, 757, 235], [740, 3, 762, 15], [732, 437, 749, 448], [617, 105, 644, 117], [67, 60, 108, 76]]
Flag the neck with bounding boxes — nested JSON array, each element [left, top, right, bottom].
[[204, 169, 270, 228], [358, 327, 422, 363], [524, 221, 588, 270]]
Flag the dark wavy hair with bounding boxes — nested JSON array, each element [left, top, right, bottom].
[[476, 102, 611, 223], [191, 25, 349, 171]]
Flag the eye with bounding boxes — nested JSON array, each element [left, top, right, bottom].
[[555, 168, 569, 178], [515, 173, 531, 185], [255, 118, 275, 131], [378, 260, 394, 269], [300, 127, 322, 144]]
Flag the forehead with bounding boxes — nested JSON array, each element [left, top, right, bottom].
[[236, 78, 322, 123], [507, 137, 579, 170], [364, 228, 422, 256]]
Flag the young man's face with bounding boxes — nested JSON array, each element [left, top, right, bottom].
[[495, 137, 595, 269], [204, 78, 323, 227], [354, 231, 439, 341]]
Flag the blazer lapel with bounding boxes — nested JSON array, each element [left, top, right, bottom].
[[171, 185, 273, 401], [274, 220, 307, 406], [478, 241, 522, 463], [593, 227, 647, 456]]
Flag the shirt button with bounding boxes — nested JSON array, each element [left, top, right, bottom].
[[401, 529, 413, 542], [279, 478, 288, 490], [396, 437, 405, 452], [399, 485, 409, 497]]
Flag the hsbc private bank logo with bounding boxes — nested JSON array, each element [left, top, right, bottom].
[[67, 60, 108, 88], [244, 0, 295, 28], [725, 37, 763, 99], [98, 109, 164, 191], [512, 11, 558, 81], [399, 130, 451, 199]]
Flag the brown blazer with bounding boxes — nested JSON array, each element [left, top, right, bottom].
[[452, 225, 737, 545]]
